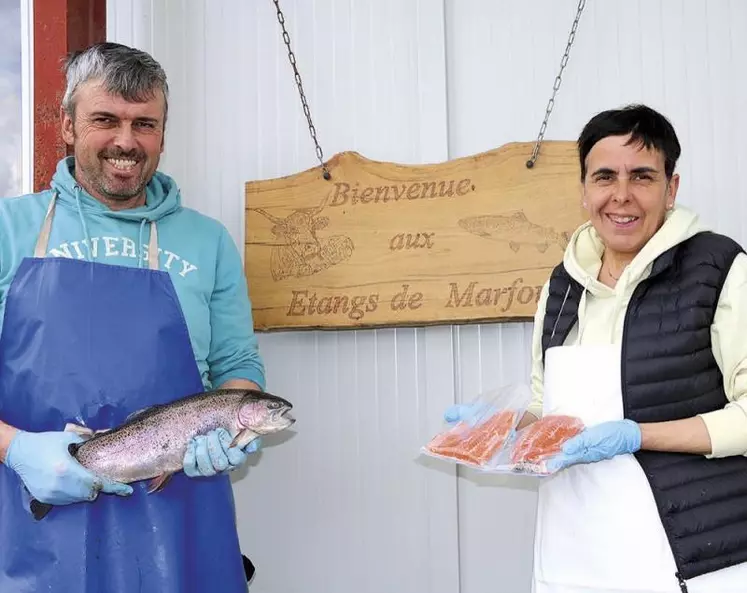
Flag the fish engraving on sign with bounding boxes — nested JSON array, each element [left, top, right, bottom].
[[457, 211, 571, 253], [250, 194, 355, 281]]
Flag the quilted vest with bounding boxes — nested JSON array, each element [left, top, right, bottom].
[[540, 231, 747, 591]]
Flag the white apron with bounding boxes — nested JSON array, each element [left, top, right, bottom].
[[531, 344, 747, 593]]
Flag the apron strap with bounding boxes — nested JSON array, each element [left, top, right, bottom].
[[148, 222, 159, 270], [33, 192, 58, 258]]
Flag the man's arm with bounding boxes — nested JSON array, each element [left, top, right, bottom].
[[219, 378, 262, 391], [0, 420, 18, 463], [207, 227, 266, 390]]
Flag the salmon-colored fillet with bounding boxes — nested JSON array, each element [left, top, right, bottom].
[[425, 409, 519, 466], [509, 414, 583, 467]]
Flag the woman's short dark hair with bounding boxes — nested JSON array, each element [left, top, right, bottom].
[[577, 104, 681, 180]]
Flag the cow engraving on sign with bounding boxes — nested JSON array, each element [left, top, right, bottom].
[[250, 194, 355, 281], [458, 211, 571, 253]]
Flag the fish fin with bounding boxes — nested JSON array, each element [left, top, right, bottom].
[[509, 241, 520, 252], [124, 405, 158, 423], [147, 471, 175, 494], [537, 242, 549, 253], [68, 442, 82, 457], [511, 211, 527, 220], [30, 499, 54, 521], [230, 429, 260, 449], [64, 423, 95, 439]]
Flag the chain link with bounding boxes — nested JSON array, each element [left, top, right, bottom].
[[526, 0, 586, 169], [272, 0, 331, 180]]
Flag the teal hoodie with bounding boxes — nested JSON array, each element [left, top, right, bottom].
[[0, 157, 265, 391]]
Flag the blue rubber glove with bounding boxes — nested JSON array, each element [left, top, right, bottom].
[[5, 430, 133, 505], [545, 419, 642, 472], [183, 428, 261, 478], [443, 402, 497, 425]]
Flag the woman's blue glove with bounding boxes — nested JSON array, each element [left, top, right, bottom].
[[443, 402, 497, 425], [183, 428, 261, 478], [5, 430, 133, 505], [546, 419, 642, 472]]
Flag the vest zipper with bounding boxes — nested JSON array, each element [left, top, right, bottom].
[[623, 285, 689, 593]]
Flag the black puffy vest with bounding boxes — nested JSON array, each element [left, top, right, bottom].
[[541, 231, 747, 591]]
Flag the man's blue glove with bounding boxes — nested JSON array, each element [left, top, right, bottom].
[[545, 419, 642, 472], [5, 430, 133, 505], [183, 428, 261, 478]]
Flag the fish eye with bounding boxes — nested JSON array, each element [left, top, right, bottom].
[[267, 401, 281, 409]]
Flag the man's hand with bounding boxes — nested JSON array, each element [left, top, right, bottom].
[[0, 421, 19, 463], [183, 428, 261, 478], [546, 419, 641, 472], [5, 430, 133, 505]]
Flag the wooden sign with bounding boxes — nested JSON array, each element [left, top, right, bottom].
[[244, 141, 586, 331]]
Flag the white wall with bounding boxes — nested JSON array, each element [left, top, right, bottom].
[[106, 2, 747, 592]]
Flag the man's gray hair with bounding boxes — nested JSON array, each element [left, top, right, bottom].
[[61, 42, 169, 121]]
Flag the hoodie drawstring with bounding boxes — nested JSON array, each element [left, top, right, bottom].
[[75, 186, 151, 269], [549, 285, 571, 343], [576, 277, 591, 344]]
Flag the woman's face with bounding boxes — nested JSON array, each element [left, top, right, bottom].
[[582, 133, 679, 258]]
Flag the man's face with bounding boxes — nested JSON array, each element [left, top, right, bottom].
[[60, 80, 165, 207], [581, 133, 679, 256]]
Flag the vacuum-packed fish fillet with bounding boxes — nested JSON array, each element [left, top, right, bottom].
[[425, 408, 519, 466], [509, 414, 584, 467]]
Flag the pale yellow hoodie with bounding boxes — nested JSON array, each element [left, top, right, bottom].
[[528, 205, 747, 458]]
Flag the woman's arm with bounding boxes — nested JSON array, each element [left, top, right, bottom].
[[638, 417, 713, 455]]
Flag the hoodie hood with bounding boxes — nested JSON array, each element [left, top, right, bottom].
[[560, 205, 707, 343], [48, 157, 183, 266]]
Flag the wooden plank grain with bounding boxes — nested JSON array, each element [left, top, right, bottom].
[[245, 141, 584, 331]]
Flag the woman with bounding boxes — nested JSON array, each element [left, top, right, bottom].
[[449, 104, 747, 593]]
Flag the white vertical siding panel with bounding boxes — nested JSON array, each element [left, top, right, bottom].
[[705, 1, 736, 240]]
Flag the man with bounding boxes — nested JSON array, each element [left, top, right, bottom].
[[0, 42, 265, 592]]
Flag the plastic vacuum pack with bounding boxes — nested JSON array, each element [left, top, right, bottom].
[[422, 384, 584, 476]]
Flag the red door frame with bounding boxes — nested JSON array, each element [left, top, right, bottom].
[[33, 0, 106, 192]]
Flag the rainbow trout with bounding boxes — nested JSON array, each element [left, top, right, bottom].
[[29, 388, 295, 520]]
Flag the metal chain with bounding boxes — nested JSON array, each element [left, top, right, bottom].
[[526, 0, 587, 169], [272, 0, 331, 180]]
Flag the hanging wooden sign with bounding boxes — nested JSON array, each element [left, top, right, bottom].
[[244, 141, 586, 331]]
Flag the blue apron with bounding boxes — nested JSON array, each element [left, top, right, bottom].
[[0, 193, 248, 592]]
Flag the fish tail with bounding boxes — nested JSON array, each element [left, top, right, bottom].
[[30, 499, 54, 521]]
